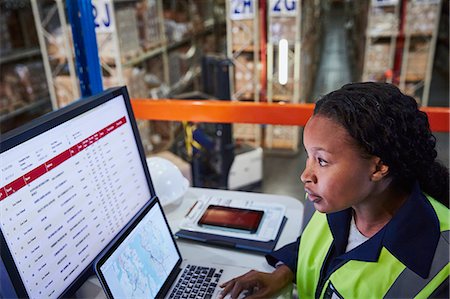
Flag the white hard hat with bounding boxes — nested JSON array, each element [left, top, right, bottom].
[[146, 157, 189, 206]]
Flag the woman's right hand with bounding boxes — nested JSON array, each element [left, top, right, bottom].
[[218, 265, 294, 299]]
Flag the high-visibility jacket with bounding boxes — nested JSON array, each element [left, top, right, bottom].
[[296, 194, 449, 298]]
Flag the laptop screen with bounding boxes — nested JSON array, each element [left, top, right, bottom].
[[0, 87, 155, 298], [97, 200, 181, 299]]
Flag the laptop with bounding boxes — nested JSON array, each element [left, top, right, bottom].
[[94, 197, 251, 299]]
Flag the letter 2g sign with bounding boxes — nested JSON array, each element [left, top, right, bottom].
[[269, 0, 297, 17]]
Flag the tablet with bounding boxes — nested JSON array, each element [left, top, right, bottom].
[[197, 205, 264, 234]]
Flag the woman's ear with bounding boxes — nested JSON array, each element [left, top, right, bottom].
[[371, 158, 389, 181]]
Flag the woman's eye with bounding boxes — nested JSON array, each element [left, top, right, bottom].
[[318, 158, 328, 167]]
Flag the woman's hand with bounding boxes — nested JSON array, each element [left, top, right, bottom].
[[218, 265, 294, 299]]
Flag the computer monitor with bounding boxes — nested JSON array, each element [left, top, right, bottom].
[[0, 86, 156, 298]]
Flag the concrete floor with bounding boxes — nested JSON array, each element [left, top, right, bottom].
[[257, 3, 449, 202]]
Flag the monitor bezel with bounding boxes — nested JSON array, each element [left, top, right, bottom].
[[0, 86, 157, 298]]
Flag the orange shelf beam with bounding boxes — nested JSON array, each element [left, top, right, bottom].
[[131, 99, 449, 132]]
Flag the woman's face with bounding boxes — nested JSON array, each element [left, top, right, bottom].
[[301, 115, 379, 213]]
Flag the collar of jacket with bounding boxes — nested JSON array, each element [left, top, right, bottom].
[[327, 183, 440, 279]]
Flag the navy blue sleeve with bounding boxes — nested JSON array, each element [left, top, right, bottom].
[[264, 200, 315, 280], [265, 236, 301, 280]]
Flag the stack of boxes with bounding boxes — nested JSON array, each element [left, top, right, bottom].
[[0, 5, 48, 117], [298, 0, 323, 103], [400, 0, 441, 103], [359, 0, 441, 104], [0, 62, 48, 115], [367, 5, 399, 36], [0, 11, 12, 56], [234, 53, 256, 99], [268, 16, 296, 101], [227, 0, 261, 147], [227, 0, 323, 152], [406, 1, 440, 35], [362, 0, 400, 83], [265, 0, 301, 152], [136, 0, 164, 51], [364, 44, 392, 81], [344, 1, 370, 81], [404, 41, 430, 82]]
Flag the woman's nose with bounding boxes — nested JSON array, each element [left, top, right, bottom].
[[300, 164, 315, 184]]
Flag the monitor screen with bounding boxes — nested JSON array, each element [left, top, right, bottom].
[[0, 87, 155, 298]]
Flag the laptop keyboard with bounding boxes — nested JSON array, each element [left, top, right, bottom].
[[169, 264, 224, 299]]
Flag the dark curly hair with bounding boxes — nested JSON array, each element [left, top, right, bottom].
[[314, 82, 449, 207]]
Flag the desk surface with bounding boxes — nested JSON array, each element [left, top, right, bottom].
[[167, 187, 304, 272], [75, 187, 304, 298]]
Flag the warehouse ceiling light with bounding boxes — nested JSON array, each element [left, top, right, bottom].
[[278, 39, 289, 85]]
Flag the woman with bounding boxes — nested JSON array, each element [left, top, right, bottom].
[[219, 82, 449, 298]]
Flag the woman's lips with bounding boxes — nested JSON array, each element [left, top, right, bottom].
[[305, 189, 321, 203]]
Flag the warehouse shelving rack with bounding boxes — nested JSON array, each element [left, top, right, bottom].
[[399, 0, 442, 106], [344, 1, 370, 81], [0, 0, 53, 132], [226, 0, 262, 147], [28, 0, 225, 154], [30, 0, 80, 109], [362, 0, 401, 83], [360, 0, 442, 106], [265, 0, 302, 152], [30, 0, 223, 104]]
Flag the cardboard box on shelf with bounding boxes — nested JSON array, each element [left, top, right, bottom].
[[0, 61, 48, 114], [97, 5, 141, 64], [271, 48, 295, 101], [12, 62, 48, 103], [234, 54, 255, 100], [269, 17, 297, 44], [367, 6, 399, 36], [103, 67, 148, 99], [265, 126, 299, 150], [0, 80, 25, 114], [136, 0, 164, 51], [365, 43, 391, 72], [0, 11, 12, 55], [405, 41, 430, 82], [231, 19, 255, 51], [233, 123, 260, 147], [54, 75, 77, 108], [47, 26, 73, 65], [405, 2, 440, 35], [405, 52, 428, 81]]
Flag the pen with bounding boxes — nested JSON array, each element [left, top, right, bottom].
[[185, 201, 198, 217]]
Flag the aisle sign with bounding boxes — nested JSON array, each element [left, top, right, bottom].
[[230, 0, 256, 20], [371, 0, 399, 6], [92, 0, 114, 33], [412, 0, 440, 4], [269, 0, 297, 17]]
